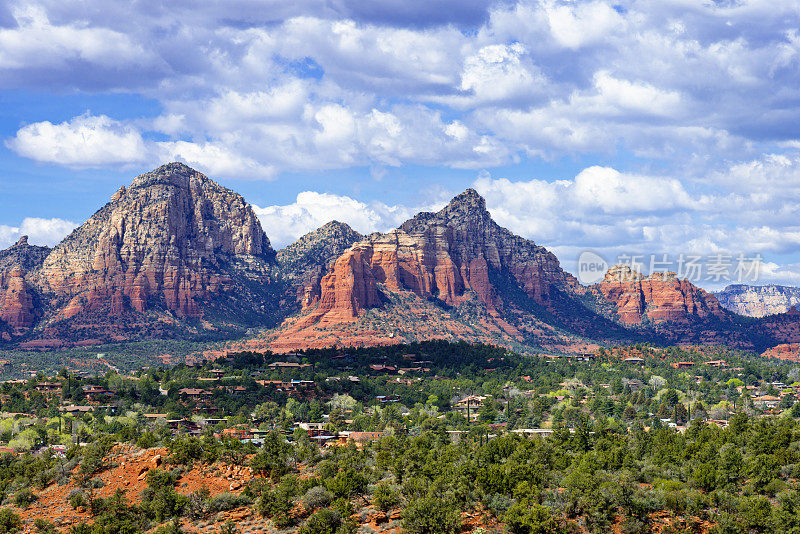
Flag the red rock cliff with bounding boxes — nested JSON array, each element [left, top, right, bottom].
[[37, 162, 275, 320], [0, 236, 50, 333], [303, 189, 581, 321], [593, 265, 727, 325]]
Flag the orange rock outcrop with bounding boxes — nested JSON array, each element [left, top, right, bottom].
[[593, 265, 727, 325], [302, 189, 580, 322]]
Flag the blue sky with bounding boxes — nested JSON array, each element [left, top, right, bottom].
[[2, 0, 800, 290]]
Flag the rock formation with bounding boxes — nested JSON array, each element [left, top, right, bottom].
[[0, 163, 284, 343], [593, 265, 727, 325], [714, 284, 800, 317], [0, 236, 50, 335], [301, 189, 584, 322], [276, 220, 362, 310], [37, 162, 276, 323]]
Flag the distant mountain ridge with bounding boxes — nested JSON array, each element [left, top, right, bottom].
[[1, 162, 799, 355], [715, 284, 800, 317]]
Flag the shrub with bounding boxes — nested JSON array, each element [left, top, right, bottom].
[[297, 508, 341, 534], [326, 469, 368, 498], [13, 488, 36, 508], [185, 487, 210, 519], [141, 469, 187, 521], [484, 492, 513, 514], [302, 486, 334, 511], [373, 483, 400, 512], [402, 497, 461, 534], [0, 509, 20, 534], [504, 502, 562, 534], [68, 489, 86, 509], [33, 519, 56, 534], [206, 492, 253, 513]]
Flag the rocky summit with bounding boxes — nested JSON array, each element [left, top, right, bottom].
[[267, 188, 632, 353]]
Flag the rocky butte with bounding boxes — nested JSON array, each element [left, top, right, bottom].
[[593, 264, 727, 325], [267, 189, 633, 352], [0, 236, 50, 338]]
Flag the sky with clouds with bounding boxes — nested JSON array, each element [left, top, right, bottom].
[[1, 0, 799, 290]]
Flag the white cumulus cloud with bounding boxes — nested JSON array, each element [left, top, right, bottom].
[[7, 114, 148, 167], [254, 191, 444, 248]]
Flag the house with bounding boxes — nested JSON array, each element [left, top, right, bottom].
[[752, 395, 781, 410], [623, 379, 645, 392], [343, 431, 383, 445], [453, 395, 487, 418], [178, 388, 211, 398], [512, 428, 554, 438], [297, 422, 327, 437], [672, 361, 695, 369], [59, 405, 93, 413], [369, 364, 397, 374], [82, 385, 113, 401], [166, 419, 201, 435], [268, 362, 312, 369], [221, 427, 254, 440], [623, 357, 645, 364], [35, 382, 61, 394], [376, 395, 399, 403], [706, 360, 727, 367]]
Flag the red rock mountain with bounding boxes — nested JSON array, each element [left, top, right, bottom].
[[0, 236, 50, 338], [0, 163, 282, 343], [275, 220, 362, 311], [38, 162, 275, 321], [268, 189, 630, 352], [593, 265, 727, 325], [2, 164, 799, 354], [303, 189, 582, 321]]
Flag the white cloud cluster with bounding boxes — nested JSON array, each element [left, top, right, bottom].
[[0, 217, 76, 249], [5, 0, 800, 176], [254, 191, 441, 248], [474, 154, 800, 287], [6, 114, 148, 167]]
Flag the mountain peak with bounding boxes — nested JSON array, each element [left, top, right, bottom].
[[130, 162, 207, 189], [444, 188, 486, 213], [13, 236, 28, 247]]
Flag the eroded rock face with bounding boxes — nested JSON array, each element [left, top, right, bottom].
[[593, 265, 727, 325], [37, 162, 276, 323], [0, 236, 50, 332], [302, 189, 582, 321], [715, 284, 800, 317], [276, 221, 362, 310]]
